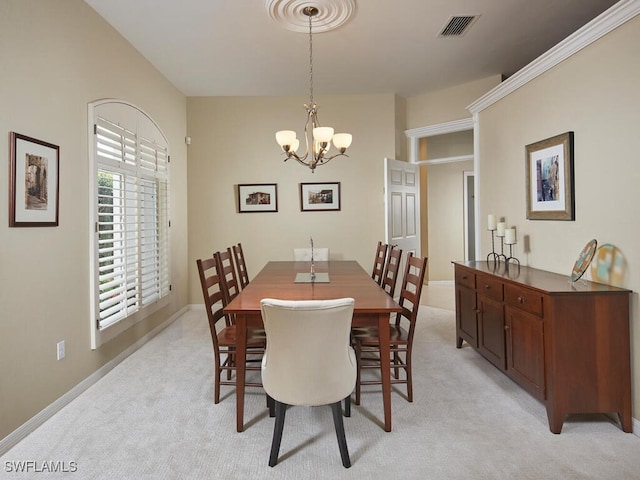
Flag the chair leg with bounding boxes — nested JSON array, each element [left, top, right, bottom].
[[406, 352, 413, 402], [269, 401, 287, 467], [344, 395, 351, 417], [331, 401, 351, 468], [226, 353, 234, 380], [267, 395, 275, 417], [214, 357, 221, 404], [354, 342, 361, 406], [393, 351, 400, 379]]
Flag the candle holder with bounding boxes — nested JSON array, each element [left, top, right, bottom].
[[496, 233, 507, 264], [486, 229, 499, 264], [505, 242, 520, 268]]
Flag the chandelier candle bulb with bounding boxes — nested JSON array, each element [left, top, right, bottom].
[[487, 214, 497, 230]]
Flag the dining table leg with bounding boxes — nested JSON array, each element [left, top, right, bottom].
[[378, 312, 392, 432], [236, 313, 247, 432]]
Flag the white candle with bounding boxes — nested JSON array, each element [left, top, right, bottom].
[[505, 228, 516, 245], [496, 222, 506, 237], [487, 214, 497, 230]]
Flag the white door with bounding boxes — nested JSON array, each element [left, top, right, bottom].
[[384, 158, 421, 269]]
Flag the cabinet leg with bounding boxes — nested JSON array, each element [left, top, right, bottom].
[[456, 336, 463, 348], [619, 411, 633, 433], [546, 407, 565, 434]]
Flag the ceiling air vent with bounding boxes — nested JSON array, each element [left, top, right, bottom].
[[438, 15, 479, 37]]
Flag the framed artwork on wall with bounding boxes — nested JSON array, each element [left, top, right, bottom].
[[525, 131, 574, 220], [300, 182, 341, 212], [9, 132, 60, 227], [237, 183, 278, 213]]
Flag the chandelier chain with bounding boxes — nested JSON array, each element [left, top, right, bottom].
[[308, 10, 314, 106]]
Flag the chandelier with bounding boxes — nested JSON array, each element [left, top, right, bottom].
[[275, 6, 352, 172]]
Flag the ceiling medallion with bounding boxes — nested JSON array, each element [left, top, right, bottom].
[[265, 0, 356, 33]]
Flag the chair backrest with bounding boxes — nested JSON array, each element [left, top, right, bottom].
[[371, 241, 388, 285], [196, 256, 225, 354], [233, 243, 250, 289], [395, 253, 428, 341], [293, 247, 329, 261], [260, 298, 356, 407], [381, 246, 403, 298], [215, 248, 240, 325]]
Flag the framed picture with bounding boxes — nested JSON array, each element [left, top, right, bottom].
[[9, 132, 60, 227], [300, 182, 341, 212], [525, 132, 574, 220], [237, 183, 278, 213]]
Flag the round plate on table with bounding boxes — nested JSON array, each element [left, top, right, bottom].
[[570, 239, 597, 282]]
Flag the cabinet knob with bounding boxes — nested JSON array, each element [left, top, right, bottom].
[[518, 296, 524, 304], [504, 325, 510, 330], [484, 284, 491, 290]]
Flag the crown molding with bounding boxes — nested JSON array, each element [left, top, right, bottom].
[[468, 0, 640, 114], [405, 118, 473, 139]]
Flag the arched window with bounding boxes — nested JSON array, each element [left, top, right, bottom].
[[88, 100, 170, 348]]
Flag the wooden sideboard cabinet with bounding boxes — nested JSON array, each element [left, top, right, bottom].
[[453, 261, 632, 434]]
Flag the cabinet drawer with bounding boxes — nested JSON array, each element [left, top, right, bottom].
[[477, 274, 503, 301], [455, 268, 476, 290], [505, 284, 543, 316]]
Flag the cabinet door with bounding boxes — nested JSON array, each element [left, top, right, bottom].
[[478, 294, 506, 369], [505, 305, 545, 400], [455, 284, 477, 348]]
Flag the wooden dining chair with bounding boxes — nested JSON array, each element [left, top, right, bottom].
[[381, 246, 403, 298], [260, 298, 356, 468], [215, 248, 241, 326], [232, 243, 250, 290], [196, 256, 265, 404], [353, 253, 427, 405], [371, 241, 388, 286]]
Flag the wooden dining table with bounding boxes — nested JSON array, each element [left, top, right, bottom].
[[223, 260, 402, 432]]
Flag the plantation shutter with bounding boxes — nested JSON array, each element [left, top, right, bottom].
[[93, 109, 170, 330]]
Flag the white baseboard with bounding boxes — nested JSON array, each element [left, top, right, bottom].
[[0, 305, 190, 456]]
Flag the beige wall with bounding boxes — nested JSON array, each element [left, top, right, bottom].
[[426, 131, 474, 159], [406, 75, 502, 129], [427, 161, 474, 281], [186, 94, 399, 304], [475, 15, 640, 425], [0, 0, 188, 440]]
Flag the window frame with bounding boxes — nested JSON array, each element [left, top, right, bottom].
[[88, 99, 171, 349]]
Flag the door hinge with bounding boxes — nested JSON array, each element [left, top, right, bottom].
[[93, 124, 97, 135]]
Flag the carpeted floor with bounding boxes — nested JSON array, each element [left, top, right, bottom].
[[2, 304, 639, 479]]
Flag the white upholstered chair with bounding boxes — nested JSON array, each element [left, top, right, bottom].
[[293, 247, 329, 261], [260, 298, 356, 468]]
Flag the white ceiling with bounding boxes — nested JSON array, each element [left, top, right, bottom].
[[83, 0, 619, 97]]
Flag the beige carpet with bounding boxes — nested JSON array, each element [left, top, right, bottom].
[[2, 305, 639, 479]]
